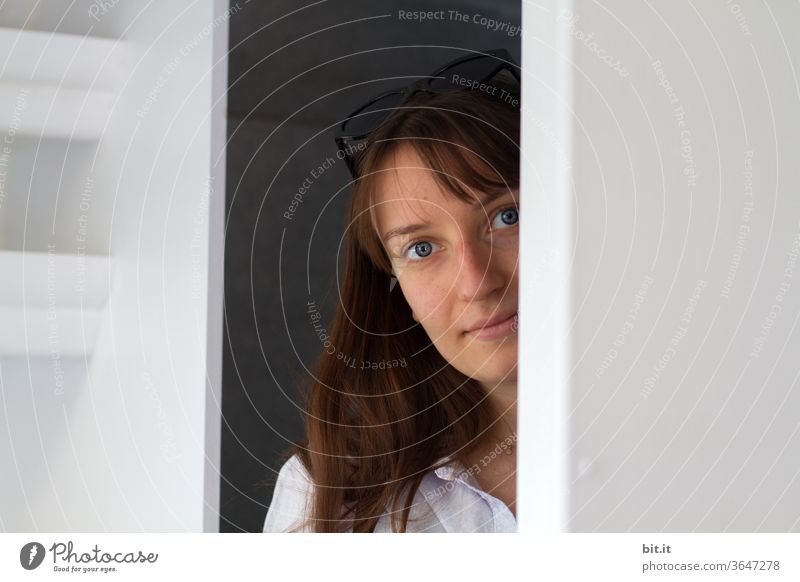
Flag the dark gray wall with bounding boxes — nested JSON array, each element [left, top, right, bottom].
[[221, 0, 521, 532]]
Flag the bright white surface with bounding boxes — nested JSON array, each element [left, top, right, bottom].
[[0, 28, 120, 139], [562, 1, 800, 531], [0, 250, 111, 309], [0, 1, 226, 532], [518, 0, 573, 532], [0, 27, 120, 87], [0, 84, 113, 140]]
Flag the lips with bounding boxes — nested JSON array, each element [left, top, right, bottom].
[[465, 309, 518, 335]]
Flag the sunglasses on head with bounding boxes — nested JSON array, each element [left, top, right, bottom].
[[334, 48, 521, 179]]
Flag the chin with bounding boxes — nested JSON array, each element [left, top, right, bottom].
[[456, 343, 518, 384]]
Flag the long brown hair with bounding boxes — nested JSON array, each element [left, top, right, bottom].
[[285, 77, 520, 532]]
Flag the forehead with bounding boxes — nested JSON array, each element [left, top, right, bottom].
[[371, 146, 478, 232]]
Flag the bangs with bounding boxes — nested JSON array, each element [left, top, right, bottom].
[[388, 136, 517, 205]]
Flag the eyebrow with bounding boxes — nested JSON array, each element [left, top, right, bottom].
[[381, 189, 515, 244]]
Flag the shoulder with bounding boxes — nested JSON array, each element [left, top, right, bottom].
[[262, 454, 315, 533]]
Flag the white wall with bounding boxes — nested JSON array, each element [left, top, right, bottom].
[[0, 1, 227, 531], [521, 0, 800, 532]]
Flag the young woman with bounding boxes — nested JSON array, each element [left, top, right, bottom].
[[264, 50, 520, 533]]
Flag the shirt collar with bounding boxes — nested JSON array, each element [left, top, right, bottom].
[[433, 457, 468, 482]]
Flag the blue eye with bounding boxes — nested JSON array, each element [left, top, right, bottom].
[[492, 206, 519, 229], [404, 240, 440, 261]]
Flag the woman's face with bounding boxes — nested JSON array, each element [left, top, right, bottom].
[[372, 145, 519, 389]]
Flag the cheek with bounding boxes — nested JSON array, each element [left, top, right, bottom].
[[401, 282, 449, 325], [496, 242, 520, 281]]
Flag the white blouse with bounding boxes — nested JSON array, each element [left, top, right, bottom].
[[262, 453, 517, 533]]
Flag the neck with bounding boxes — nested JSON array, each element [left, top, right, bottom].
[[482, 378, 517, 438]]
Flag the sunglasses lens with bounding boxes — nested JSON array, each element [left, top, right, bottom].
[[342, 91, 407, 138]]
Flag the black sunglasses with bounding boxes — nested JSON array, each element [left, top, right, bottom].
[[334, 48, 520, 179]]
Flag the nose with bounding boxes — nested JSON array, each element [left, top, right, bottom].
[[455, 237, 507, 302]]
